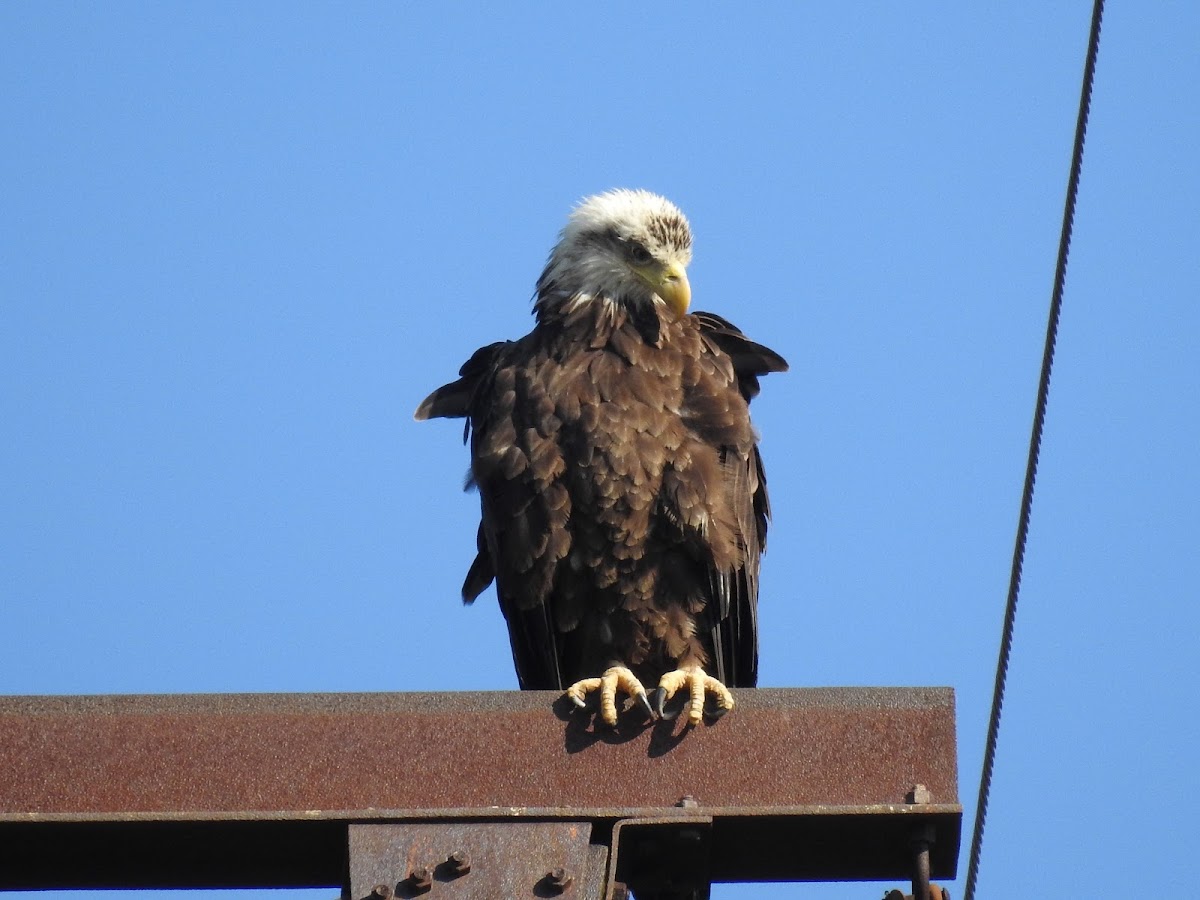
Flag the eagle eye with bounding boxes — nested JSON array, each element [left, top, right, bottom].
[[626, 241, 653, 266]]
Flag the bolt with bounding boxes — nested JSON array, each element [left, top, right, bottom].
[[905, 784, 932, 805], [369, 885, 392, 900], [445, 849, 472, 877], [544, 867, 573, 894], [407, 865, 433, 894], [676, 794, 699, 808]]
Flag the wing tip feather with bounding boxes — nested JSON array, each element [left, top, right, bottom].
[[415, 381, 471, 421]]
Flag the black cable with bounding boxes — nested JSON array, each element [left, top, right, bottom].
[[962, 2, 1105, 897]]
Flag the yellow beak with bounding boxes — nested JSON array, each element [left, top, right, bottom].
[[635, 260, 691, 319]]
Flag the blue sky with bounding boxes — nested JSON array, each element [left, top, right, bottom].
[[3, 3, 1198, 898]]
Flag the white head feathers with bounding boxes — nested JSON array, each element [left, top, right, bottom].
[[535, 189, 693, 322], [562, 189, 692, 254]]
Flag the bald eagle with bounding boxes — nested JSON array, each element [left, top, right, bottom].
[[416, 190, 787, 725]]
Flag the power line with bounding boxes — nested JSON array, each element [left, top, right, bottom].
[[962, 2, 1106, 897]]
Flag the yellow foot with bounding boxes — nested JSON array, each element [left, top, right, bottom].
[[565, 666, 654, 726], [653, 666, 735, 726]]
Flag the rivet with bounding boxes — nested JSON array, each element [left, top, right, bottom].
[[445, 849, 472, 877], [407, 865, 433, 893], [544, 867, 573, 894], [905, 784, 932, 805]]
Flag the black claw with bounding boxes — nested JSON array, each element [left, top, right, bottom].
[[637, 690, 656, 719], [652, 687, 668, 719], [707, 702, 730, 721], [653, 688, 683, 721]]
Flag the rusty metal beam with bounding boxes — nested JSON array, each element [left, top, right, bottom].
[[0, 687, 960, 891]]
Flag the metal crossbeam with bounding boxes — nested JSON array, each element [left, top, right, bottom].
[[0, 687, 960, 895]]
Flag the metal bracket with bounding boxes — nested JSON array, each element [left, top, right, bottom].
[[348, 822, 608, 899], [347, 814, 716, 900], [605, 814, 714, 900]]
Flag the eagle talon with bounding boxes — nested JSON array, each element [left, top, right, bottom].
[[706, 699, 731, 721], [656, 666, 735, 726], [651, 687, 667, 719], [636, 690, 656, 719], [652, 687, 683, 721], [564, 666, 651, 726]]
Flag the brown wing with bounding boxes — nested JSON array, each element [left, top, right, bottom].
[[415, 336, 571, 689], [685, 312, 788, 687]]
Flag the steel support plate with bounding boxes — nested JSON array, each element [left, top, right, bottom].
[[348, 822, 608, 899]]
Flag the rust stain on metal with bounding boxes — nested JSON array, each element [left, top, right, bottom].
[[0, 688, 957, 816]]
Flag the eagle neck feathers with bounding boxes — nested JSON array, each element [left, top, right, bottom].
[[535, 286, 665, 351]]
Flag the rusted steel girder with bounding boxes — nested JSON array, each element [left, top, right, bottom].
[[0, 687, 960, 893]]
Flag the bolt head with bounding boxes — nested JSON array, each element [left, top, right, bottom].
[[544, 867, 573, 893], [905, 784, 932, 805], [676, 794, 699, 808], [408, 865, 433, 893], [446, 849, 472, 875]]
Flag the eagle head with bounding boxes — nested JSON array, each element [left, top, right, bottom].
[[535, 189, 694, 327]]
